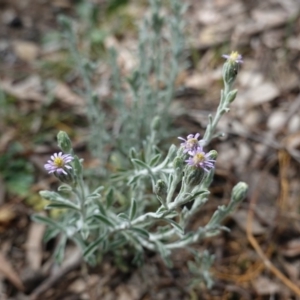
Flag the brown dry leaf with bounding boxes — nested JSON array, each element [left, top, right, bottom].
[[12, 41, 40, 62], [235, 82, 280, 108], [0, 77, 45, 102], [68, 278, 86, 294], [287, 35, 300, 50], [283, 132, 300, 162], [253, 276, 281, 295], [0, 252, 24, 291], [0, 205, 15, 225], [0, 128, 16, 153], [53, 83, 85, 107], [185, 69, 221, 90], [116, 284, 141, 300], [234, 9, 291, 38], [280, 239, 300, 257], [281, 260, 300, 282], [267, 110, 287, 132], [232, 209, 266, 235], [52, 0, 72, 9], [25, 221, 46, 270]]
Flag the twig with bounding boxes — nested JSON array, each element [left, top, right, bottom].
[[246, 169, 300, 296], [29, 249, 82, 300]]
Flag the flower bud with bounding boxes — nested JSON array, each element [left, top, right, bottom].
[[226, 89, 238, 103], [185, 166, 205, 187], [54, 168, 77, 186], [154, 180, 168, 207], [151, 116, 161, 131], [173, 156, 185, 175], [231, 182, 248, 203], [154, 180, 167, 199], [207, 150, 218, 160], [57, 131, 72, 153], [222, 52, 243, 87]]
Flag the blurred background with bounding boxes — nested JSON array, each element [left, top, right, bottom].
[[0, 0, 300, 299]]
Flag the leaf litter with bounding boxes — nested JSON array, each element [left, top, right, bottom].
[[1, 0, 300, 299]]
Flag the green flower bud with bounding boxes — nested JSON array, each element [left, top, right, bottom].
[[154, 180, 168, 207], [226, 89, 238, 103], [207, 150, 218, 160], [185, 166, 205, 187], [222, 62, 238, 87], [222, 52, 243, 87], [231, 182, 248, 203], [151, 116, 161, 131], [57, 131, 72, 153], [173, 156, 185, 175], [54, 168, 77, 186], [154, 180, 167, 198]]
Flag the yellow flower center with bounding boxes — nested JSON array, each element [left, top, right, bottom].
[[187, 138, 198, 148], [53, 157, 64, 168], [193, 152, 205, 164], [229, 51, 239, 62]]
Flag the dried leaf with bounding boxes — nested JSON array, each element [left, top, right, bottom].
[[26, 221, 46, 270], [12, 41, 40, 62], [0, 252, 24, 291], [280, 239, 300, 257], [253, 276, 281, 295], [232, 209, 266, 235]]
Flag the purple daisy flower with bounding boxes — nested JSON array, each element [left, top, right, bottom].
[[44, 152, 74, 175], [222, 51, 243, 64], [185, 147, 215, 172], [178, 133, 202, 153]]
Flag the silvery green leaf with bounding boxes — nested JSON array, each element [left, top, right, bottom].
[[31, 214, 65, 231], [90, 185, 104, 197], [162, 218, 184, 235], [54, 235, 67, 265], [87, 193, 101, 200], [46, 202, 80, 211], [131, 159, 153, 174], [129, 147, 138, 159], [85, 255, 97, 266], [106, 188, 114, 208], [164, 211, 178, 219], [117, 213, 129, 221], [80, 223, 90, 240], [156, 206, 168, 214], [44, 227, 60, 243], [96, 200, 107, 216], [72, 235, 87, 252], [83, 234, 107, 258], [129, 227, 150, 239], [127, 175, 139, 185], [73, 155, 83, 175], [129, 198, 137, 220], [132, 250, 144, 266], [149, 153, 161, 166], [57, 184, 72, 192], [92, 214, 115, 227], [109, 237, 127, 250]]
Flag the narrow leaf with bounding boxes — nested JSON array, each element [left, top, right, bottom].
[[149, 153, 161, 166], [93, 214, 115, 227], [129, 198, 137, 220], [106, 187, 114, 208], [129, 227, 150, 239], [83, 234, 107, 258], [31, 215, 64, 231], [162, 218, 184, 235], [45, 202, 79, 211]]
